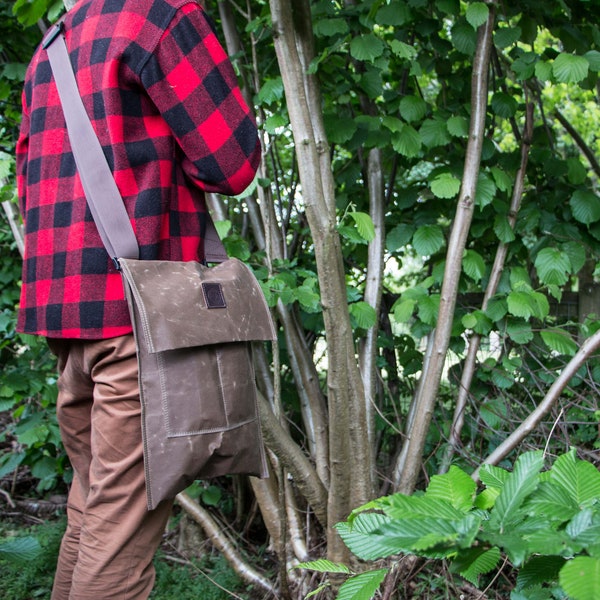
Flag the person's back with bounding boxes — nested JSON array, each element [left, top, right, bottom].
[[16, 1, 260, 597], [18, 0, 260, 339]]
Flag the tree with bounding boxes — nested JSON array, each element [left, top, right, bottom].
[[3, 0, 600, 597]]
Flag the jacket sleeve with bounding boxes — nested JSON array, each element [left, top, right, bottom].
[[140, 3, 260, 196]]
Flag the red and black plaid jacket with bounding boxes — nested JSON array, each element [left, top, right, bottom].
[[16, 0, 260, 339]]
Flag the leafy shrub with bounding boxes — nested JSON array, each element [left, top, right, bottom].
[[300, 449, 600, 600]]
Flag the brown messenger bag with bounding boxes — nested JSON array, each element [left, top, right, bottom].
[[44, 23, 273, 509]]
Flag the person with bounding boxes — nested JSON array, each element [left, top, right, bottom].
[[15, 0, 261, 597]]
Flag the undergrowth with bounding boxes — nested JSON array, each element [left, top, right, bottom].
[[0, 517, 246, 600]]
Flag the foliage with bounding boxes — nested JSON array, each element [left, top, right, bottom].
[[2, 0, 600, 597], [299, 449, 600, 599], [0, 517, 246, 600], [0, 519, 64, 599]]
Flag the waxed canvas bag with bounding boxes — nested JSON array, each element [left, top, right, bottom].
[[45, 23, 272, 510]]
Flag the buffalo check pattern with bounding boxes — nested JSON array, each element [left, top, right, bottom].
[[16, 0, 260, 339]]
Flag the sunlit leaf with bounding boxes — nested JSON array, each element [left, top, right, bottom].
[[431, 172, 461, 198], [540, 328, 578, 356], [466, 2, 489, 29], [337, 569, 388, 600], [349, 212, 376, 242], [350, 34, 385, 62], [553, 53, 589, 83], [559, 557, 600, 600]]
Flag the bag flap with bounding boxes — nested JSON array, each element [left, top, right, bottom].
[[119, 257, 275, 353]]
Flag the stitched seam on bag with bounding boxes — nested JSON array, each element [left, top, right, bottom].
[[122, 265, 156, 353], [156, 350, 172, 435], [215, 347, 229, 427], [166, 416, 259, 437]]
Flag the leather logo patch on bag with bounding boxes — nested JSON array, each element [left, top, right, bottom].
[[202, 282, 227, 308]]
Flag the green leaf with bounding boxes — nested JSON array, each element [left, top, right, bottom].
[[570, 189, 600, 225], [336, 513, 399, 560], [585, 50, 600, 71], [535, 60, 553, 82], [517, 556, 566, 590], [491, 92, 518, 118], [559, 557, 600, 600], [551, 450, 600, 506], [491, 166, 512, 192], [349, 302, 377, 329], [489, 451, 544, 533], [336, 569, 388, 600], [479, 464, 509, 490], [313, 18, 349, 37], [324, 115, 357, 144], [420, 119, 450, 147], [417, 294, 440, 326], [534, 247, 571, 286], [567, 158, 588, 185], [391, 125, 422, 158], [213, 220, 231, 239], [389, 40, 418, 60], [494, 214, 516, 243], [0, 536, 42, 563], [465, 2, 489, 29], [400, 95, 428, 123], [350, 34, 385, 62], [446, 116, 469, 138], [451, 21, 477, 55], [553, 53, 589, 83], [475, 173, 496, 208], [494, 26, 522, 48], [393, 298, 417, 323], [540, 328, 578, 356], [349, 211, 376, 242], [453, 546, 501, 585], [426, 466, 476, 513], [386, 223, 414, 252], [463, 249, 486, 281], [413, 225, 445, 255], [377, 2, 412, 26], [507, 290, 535, 319], [562, 241, 586, 274], [506, 319, 534, 344], [383, 494, 466, 521], [296, 559, 352, 574], [257, 76, 284, 104], [431, 172, 461, 198]]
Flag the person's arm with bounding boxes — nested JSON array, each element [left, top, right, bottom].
[[140, 3, 260, 196]]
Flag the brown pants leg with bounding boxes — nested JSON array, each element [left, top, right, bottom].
[[48, 334, 173, 600]]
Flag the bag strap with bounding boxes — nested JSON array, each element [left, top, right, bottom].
[[43, 22, 228, 265]]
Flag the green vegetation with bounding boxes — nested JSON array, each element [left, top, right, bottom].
[[2, 0, 600, 598], [0, 517, 246, 600], [300, 449, 600, 599]]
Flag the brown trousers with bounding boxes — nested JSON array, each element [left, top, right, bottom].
[[48, 334, 173, 600]]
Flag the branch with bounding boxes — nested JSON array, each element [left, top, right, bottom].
[[554, 109, 600, 179], [472, 326, 600, 481], [176, 491, 277, 596], [393, 3, 497, 494], [439, 101, 534, 473], [2, 201, 24, 258]]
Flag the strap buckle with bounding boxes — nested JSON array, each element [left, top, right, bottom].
[[42, 21, 64, 49]]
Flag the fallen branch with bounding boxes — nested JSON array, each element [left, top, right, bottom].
[[176, 491, 277, 597]]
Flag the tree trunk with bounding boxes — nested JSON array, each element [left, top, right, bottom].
[[269, 0, 373, 561], [394, 5, 497, 494]]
